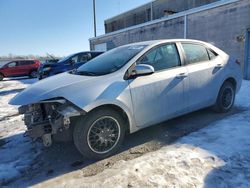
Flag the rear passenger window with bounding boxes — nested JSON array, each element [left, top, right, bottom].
[[19, 61, 30, 66], [28, 61, 35, 65], [182, 43, 209, 64]]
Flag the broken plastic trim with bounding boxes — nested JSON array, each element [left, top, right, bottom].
[[18, 98, 86, 116], [20, 98, 87, 144]]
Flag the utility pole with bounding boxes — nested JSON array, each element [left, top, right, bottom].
[[93, 0, 97, 37]]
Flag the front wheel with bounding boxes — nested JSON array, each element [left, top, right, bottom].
[[73, 108, 126, 160], [29, 70, 38, 78], [213, 81, 235, 113]]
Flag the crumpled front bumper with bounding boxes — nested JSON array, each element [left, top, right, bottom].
[[19, 99, 85, 146]]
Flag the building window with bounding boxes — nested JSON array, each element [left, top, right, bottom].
[[133, 14, 137, 25], [111, 21, 116, 32], [146, 8, 151, 21]]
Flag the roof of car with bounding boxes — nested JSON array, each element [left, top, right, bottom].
[[125, 39, 207, 46], [76, 51, 104, 54], [5, 59, 38, 62]]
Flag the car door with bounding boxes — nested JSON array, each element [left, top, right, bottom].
[[181, 42, 222, 110], [18, 61, 31, 75], [128, 43, 188, 128], [4, 61, 18, 76]]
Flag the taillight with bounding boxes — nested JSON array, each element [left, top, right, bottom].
[[235, 59, 241, 66]]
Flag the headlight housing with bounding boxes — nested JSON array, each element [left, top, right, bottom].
[[43, 67, 51, 72]]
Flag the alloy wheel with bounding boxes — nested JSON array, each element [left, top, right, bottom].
[[87, 116, 120, 154], [221, 87, 234, 109], [31, 71, 38, 78]]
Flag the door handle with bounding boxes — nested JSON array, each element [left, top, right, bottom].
[[176, 72, 188, 79], [215, 63, 223, 68]]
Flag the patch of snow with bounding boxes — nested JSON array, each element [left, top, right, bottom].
[[0, 78, 36, 121], [0, 78, 41, 186]]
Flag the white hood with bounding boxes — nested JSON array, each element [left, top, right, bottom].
[[9, 72, 128, 109]]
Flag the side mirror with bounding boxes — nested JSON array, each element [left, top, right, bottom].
[[131, 64, 154, 77]]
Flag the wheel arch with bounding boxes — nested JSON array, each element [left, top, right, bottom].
[[83, 102, 137, 134], [214, 76, 238, 105], [213, 76, 237, 112], [223, 77, 237, 90]]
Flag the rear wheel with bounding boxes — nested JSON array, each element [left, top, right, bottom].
[[213, 81, 235, 113], [0, 73, 3, 81], [73, 108, 125, 159], [29, 70, 38, 78]]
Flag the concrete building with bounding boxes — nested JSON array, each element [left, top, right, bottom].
[[105, 0, 219, 33], [89, 0, 250, 79]]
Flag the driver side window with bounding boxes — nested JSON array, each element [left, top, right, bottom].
[[78, 53, 91, 62], [7, 62, 17, 68], [70, 55, 78, 64], [138, 43, 181, 71]]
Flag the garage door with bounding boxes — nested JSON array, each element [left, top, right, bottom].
[[94, 43, 107, 52]]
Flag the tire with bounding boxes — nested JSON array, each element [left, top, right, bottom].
[[73, 108, 126, 160], [0, 73, 3, 81], [29, 70, 38, 78], [213, 81, 235, 113]]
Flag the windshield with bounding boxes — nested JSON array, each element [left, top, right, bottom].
[[76, 45, 147, 76]]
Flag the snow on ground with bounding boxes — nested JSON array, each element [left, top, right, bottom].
[[35, 81, 250, 188], [0, 78, 250, 187], [0, 78, 42, 185]]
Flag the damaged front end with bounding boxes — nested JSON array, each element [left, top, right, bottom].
[[19, 98, 85, 147]]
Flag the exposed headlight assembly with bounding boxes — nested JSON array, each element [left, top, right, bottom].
[[18, 98, 86, 146]]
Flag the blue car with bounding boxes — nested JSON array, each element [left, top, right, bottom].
[[38, 51, 103, 79]]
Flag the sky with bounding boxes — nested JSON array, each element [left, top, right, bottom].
[[0, 0, 151, 56]]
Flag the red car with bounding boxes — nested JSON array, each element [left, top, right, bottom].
[[0, 60, 41, 81]]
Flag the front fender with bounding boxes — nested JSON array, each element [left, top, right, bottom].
[[82, 99, 138, 133]]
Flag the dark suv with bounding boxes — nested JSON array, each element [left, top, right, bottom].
[[38, 51, 103, 80], [0, 60, 41, 81]]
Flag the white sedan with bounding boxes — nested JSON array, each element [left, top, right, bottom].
[[10, 39, 242, 159]]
